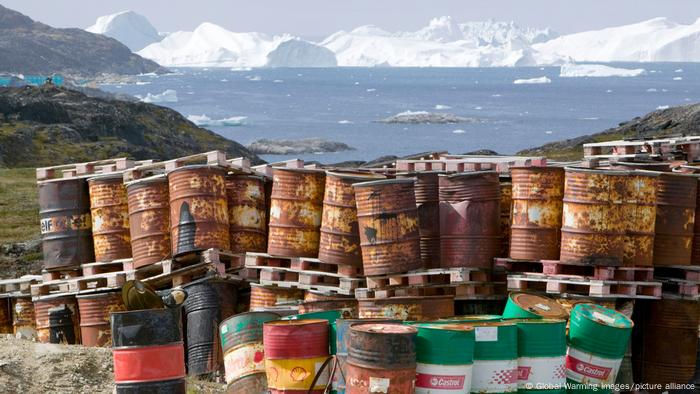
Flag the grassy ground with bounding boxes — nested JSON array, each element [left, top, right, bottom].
[[0, 168, 39, 244]]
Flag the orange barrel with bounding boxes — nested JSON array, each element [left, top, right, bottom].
[[358, 297, 424, 321], [509, 167, 564, 261], [499, 176, 512, 258], [560, 168, 627, 265], [0, 299, 11, 334], [250, 284, 304, 310], [421, 295, 455, 320], [38, 178, 94, 269], [263, 319, 330, 393], [226, 174, 267, 253], [111, 307, 186, 393], [126, 175, 171, 268], [88, 174, 131, 262], [346, 323, 417, 393], [439, 171, 501, 269], [77, 291, 125, 347], [633, 299, 699, 385], [319, 171, 384, 267], [12, 297, 36, 339], [353, 178, 422, 275], [34, 295, 80, 344], [267, 168, 326, 257], [653, 172, 697, 266], [397, 172, 442, 269], [621, 171, 658, 266], [168, 165, 230, 256]]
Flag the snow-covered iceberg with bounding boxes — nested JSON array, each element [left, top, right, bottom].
[[136, 89, 178, 103], [559, 64, 646, 78], [86, 11, 162, 52], [378, 111, 478, 124], [513, 76, 552, 84]]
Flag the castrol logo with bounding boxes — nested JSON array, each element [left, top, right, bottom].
[[566, 356, 611, 380], [416, 373, 465, 389]]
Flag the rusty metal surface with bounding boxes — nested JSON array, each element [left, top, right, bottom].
[[0, 299, 11, 334], [560, 168, 627, 265], [419, 295, 455, 320], [510, 167, 564, 261], [268, 168, 326, 257], [653, 172, 697, 266], [633, 299, 700, 385], [38, 178, 94, 269], [347, 323, 416, 368], [168, 165, 230, 255], [88, 175, 131, 262], [439, 171, 501, 269], [499, 178, 512, 258], [250, 284, 303, 310], [226, 174, 267, 253], [694, 179, 700, 265], [126, 177, 171, 268], [77, 292, 125, 347], [358, 297, 423, 320], [622, 172, 658, 266], [34, 295, 81, 344], [354, 179, 422, 276], [12, 297, 35, 338], [319, 171, 383, 267], [263, 319, 329, 359], [298, 299, 358, 316], [398, 172, 442, 269], [227, 372, 268, 394], [345, 362, 416, 394], [304, 291, 354, 302]]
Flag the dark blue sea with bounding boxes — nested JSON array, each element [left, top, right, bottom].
[[101, 64, 700, 164]]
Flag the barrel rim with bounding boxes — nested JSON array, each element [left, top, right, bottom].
[[436, 314, 503, 322], [125, 174, 168, 188], [352, 178, 415, 188], [454, 320, 516, 327], [37, 177, 89, 185], [394, 170, 445, 176], [76, 291, 121, 300], [271, 167, 326, 175], [651, 170, 700, 178], [564, 167, 630, 176], [225, 173, 266, 182], [414, 323, 475, 332], [87, 173, 125, 182], [439, 170, 499, 179], [351, 322, 417, 334], [510, 166, 564, 172], [166, 164, 228, 176], [509, 317, 567, 324], [325, 170, 386, 181], [264, 318, 328, 327]]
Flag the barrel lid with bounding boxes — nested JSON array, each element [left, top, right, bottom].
[[650, 169, 700, 178], [414, 324, 475, 365], [76, 290, 121, 300], [351, 323, 417, 335], [510, 166, 563, 172], [125, 174, 167, 188], [511, 317, 566, 325], [352, 178, 415, 188], [574, 303, 633, 329], [395, 170, 445, 176], [326, 170, 385, 181], [166, 164, 228, 176], [225, 173, 265, 181], [506, 292, 568, 319], [564, 167, 630, 176], [87, 172, 125, 182], [461, 320, 516, 328], [440, 170, 499, 179], [264, 318, 328, 327], [437, 314, 502, 322], [272, 167, 326, 175], [281, 309, 346, 322]]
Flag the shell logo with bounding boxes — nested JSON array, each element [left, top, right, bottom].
[[268, 367, 279, 384], [253, 350, 264, 363], [290, 366, 309, 382]]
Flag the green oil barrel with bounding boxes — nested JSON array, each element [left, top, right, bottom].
[[515, 319, 567, 394], [566, 304, 633, 393], [502, 292, 568, 320], [414, 324, 475, 393], [435, 314, 503, 324]]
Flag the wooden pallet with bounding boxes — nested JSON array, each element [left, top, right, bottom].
[[0, 275, 42, 297], [123, 249, 244, 274], [495, 258, 653, 281], [31, 271, 127, 297], [507, 274, 662, 299], [356, 282, 505, 300], [36, 157, 152, 181], [654, 265, 700, 282], [365, 267, 491, 290], [245, 252, 363, 277], [42, 268, 83, 281], [583, 135, 700, 162], [656, 277, 700, 299], [81, 259, 131, 276], [123, 150, 251, 182], [257, 276, 361, 296]]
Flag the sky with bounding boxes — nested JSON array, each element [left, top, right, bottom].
[[3, 0, 700, 38]]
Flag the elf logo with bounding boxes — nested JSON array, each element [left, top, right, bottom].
[[566, 356, 611, 380]]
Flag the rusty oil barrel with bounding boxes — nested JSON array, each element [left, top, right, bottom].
[[397, 172, 442, 269], [183, 279, 238, 376], [12, 297, 36, 339], [304, 290, 354, 302], [227, 372, 268, 394], [38, 178, 94, 269], [226, 174, 268, 253], [420, 295, 455, 320], [126, 175, 171, 269], [319, 171, 384, 267], [358, 297, 424, 321], [0, 299, 11, 334], [263, 319, 330, 393], [346, 323, 417, 393], [250, 284, 303, 310], [353, 178, 422, 276], [268, 168, 326, 258], [168, 165, 229, 256], [653, 172, 697, 266], [220, 312, 280, 387], [633, 299, 700, 384], [439, 171, 501, 269], [694, 178, 700, 265], [299, 298, 358, 316], [47, 305, 76, 344], [621, 171, 658, 266], [88, 174, 131, 262], [509, 167, 565, 261], [76, 291, 125, 347], [560, 168, 627, 265], [500, 176, 513, 258], [111, 307, 186, 393], [34, 295, 80, 344]]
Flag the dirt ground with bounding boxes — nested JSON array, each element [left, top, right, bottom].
[[0, 335, 226, 393]]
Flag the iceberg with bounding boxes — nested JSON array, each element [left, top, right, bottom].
[[266, 38, 337, 67], [186, 114, 247, 127], [86, 11, 162, 52], [136, 89, 178, 103], [559, 64, 646, 78], [513, 76, 551, 84], [378, 111, 478, 124]]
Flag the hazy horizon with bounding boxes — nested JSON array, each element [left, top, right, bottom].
[[2, 0, 700, 39]]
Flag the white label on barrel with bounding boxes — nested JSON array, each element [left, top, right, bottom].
[[517, 356, 566, 389], [223, 342, 265, 384], [416, 362, 473, 393], [471, 359, 518, 393], [533, 303, 551, 311], [565, 346, 622, 385], [591, 311, 616, 325], [369, 377, 390, 393], [221, 325, 228, 334], [475, 326, 498, 342]]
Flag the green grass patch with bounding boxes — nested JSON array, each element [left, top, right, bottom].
[[0, 168, 39, 244]]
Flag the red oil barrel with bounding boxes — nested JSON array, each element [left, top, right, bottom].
[[397, 172, 442, 269], [226, 174, 268, 253], [88, 174, 132, 262], [111, 307, 186, 393], [653, 172, 697, 266], [126, 176, 171, 268], [77, 291, 125, 347], [34, 295, 81, 344], [346, 323, 417, 393], [500, 176, 513, 258], [263, 319, 330, 393]]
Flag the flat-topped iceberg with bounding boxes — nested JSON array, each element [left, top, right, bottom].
[[378, 111, 479, 124], [559, 64, 646, 78]]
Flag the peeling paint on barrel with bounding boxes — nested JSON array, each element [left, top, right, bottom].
[[398, 172, 442, 269], [510, 167, 564, 261], [226, 174, 268, 253], [12, 297, 36, 339], [653, 172, 697, 266], [250, 284, 304, 310], [358, 297, 423, 321], [622, 171, 658, 266], [268, 168, 326, 258], [168, 165, 230, 255], [126, 176, 171, 268], [354, 178, 422, 276], [88, 174, 131, 262]]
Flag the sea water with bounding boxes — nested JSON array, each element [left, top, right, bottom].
[[101, 63, 700, 164]]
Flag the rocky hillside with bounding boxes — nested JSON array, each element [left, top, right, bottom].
[[0, 85, 262, 167], [0, 4, 162, 76], [518, 103, 700, 160]]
